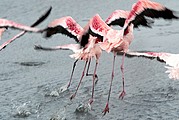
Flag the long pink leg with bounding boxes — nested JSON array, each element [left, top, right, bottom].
[[89, 59, 98, 105], [86, 58, 91, 75], [67, 59, 78, 88], [102, 52, 116, 115], [86, 58, 98, 83], [119, 52, 126, 99], [70, 60, 88, 100]]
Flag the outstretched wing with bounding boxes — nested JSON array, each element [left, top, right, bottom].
[[43, 16, 83, 43], [80, 14, 110, 47], [0, 5, 51, 33], [34, 44, 80, 52], [118, 50, 179, 67], [118, 50, 179, 80], [124, 0, 178, 29], [105, 10, 130, 27], [0, 6, 52, 51], [0, 19, 40, 32], [123, 51, 170, 62], [106, 9, 153, 28]]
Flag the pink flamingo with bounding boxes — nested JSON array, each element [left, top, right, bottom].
[[0, 6, 52, 51], [123, 51, 179, 80], [80, 0, 178, 115], [35, 16, 102, 104], [80, 14, 140, 115]]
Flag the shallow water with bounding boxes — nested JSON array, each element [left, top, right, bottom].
[[0, 0, 179, 120]]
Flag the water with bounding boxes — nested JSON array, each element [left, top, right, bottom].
[[0, 0, 179, 119]]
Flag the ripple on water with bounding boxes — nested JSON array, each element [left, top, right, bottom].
[[123, 91, 179, 106], [14, 61, 46, 67]]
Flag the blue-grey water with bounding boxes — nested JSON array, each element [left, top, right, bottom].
[[0, 0, 179, 120]]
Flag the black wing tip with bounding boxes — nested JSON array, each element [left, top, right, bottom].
[[34, 45, 43, 50], [164, 8, 179, 19], [34, 45, 53, 51], [132, 15, 154, 28], [49, 6, 52, 11], [31, 6, 52, 27]]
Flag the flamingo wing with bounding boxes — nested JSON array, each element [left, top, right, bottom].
[[139, 0, 178, 19], [125, 0, 178, 27], [34, 44, 80, 52], [0, 6, 52, 33], [124, 51, 170, 63], [0, 19, 40, 32], [105, 10, 130, 27], [124, 50, 179, 68], [31, 6, 52, 27], [0, 6, 52, 51], [118, 50, 179, 80], [80, 14, 109, 47], [44, 16, 83, 43], [89, 14, 111, 37], [106, 9, 153, 28]]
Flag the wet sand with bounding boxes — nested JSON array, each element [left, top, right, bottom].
[[0, 0, 179, 120]]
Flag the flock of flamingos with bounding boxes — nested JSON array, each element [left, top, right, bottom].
[[1, 0, 179, 115]]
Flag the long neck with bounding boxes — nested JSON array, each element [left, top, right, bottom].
[[123, 24, 134, 44]]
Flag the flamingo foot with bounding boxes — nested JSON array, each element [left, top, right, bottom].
[[102, 103, 109, 116], [59, 83, 69, 93], [89, 98, 94, 105], [119, 91, 126, 99], [70, 93, 76, 100]]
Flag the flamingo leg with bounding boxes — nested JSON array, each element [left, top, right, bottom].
[[89, 59, 98, 105], [102, 52, 116, 115], [70, 60, 88, 100], [86, 58, 91, 75], [67, 59, 78, 88], [86, 58, 98, 83], [119, 52, 126, 99]]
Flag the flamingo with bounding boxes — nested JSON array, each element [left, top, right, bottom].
[[35, 16, 102, 105], [80, 0, 178, 115], [105, 9, 154, 103], [122, 51, 179, 80], [79, 14, 142, 115], [0, 6, 52, 51]]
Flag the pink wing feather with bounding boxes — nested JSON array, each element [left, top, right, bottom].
[[105, 10, 130, 27], [44, 16, 83, 42], [124, 0, 178, 29], [89, 14, 111, 37], [0, 19, 40, 32]]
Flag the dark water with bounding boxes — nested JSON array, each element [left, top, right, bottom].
[[0, 0, 179, 120]]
